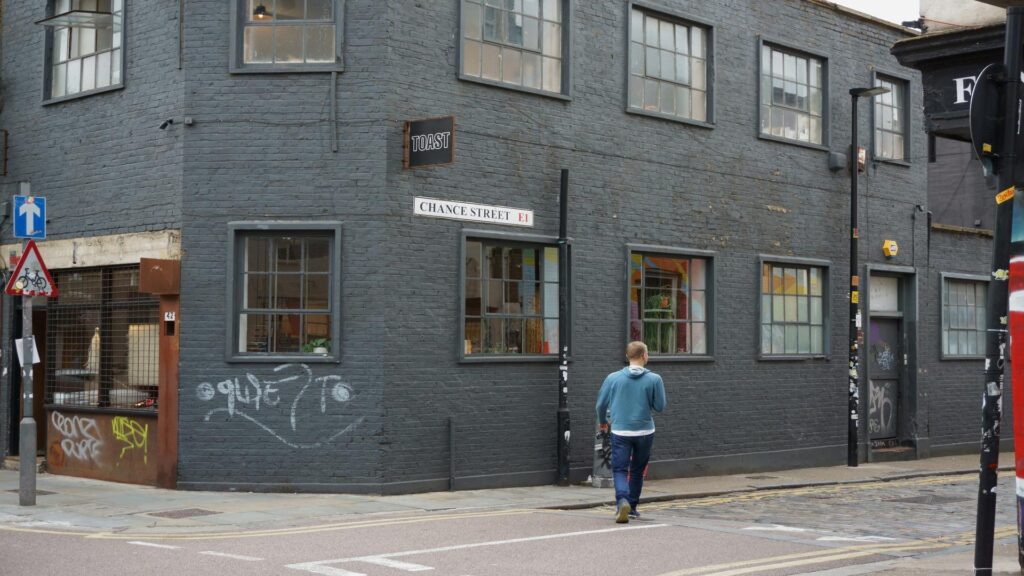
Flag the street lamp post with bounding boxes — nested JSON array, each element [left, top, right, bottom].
[[847, 86, 889, 468]]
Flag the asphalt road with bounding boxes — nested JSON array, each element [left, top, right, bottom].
[[0, 472, 1017, 576]]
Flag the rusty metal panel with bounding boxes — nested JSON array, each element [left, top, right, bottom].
[[46, 409, 158, 485], [156, 296, 179, 489], [139, 258, 180, 295]]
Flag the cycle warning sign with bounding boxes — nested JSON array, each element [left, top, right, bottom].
[[5, 240, 57, 297]]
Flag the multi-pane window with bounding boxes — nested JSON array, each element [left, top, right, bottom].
[[760, 44, 824, 145], [461, 0, 565, 95], [48, 0, 123, 99], [874, 76, 907, 161], [761, 263, 825, 355], [235, 232, 335, 356], [942, 278, 986, 357], [629, 253, 709, 356], [237, 0, 338, 67], [463, 239, 559, 356], [628, 9, 708, 122], [47, 267, 160, 410]]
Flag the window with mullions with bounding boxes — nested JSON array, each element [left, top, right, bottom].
[[460, 0, 566, 95], [942, 277, 986, 358], [760, 263, 825, 355], [236, 234, 334, 355], [627, 8, 708, 123], [874, 75, 908, 161], [463, 239, 559, 356], [232, 0, 341, 71], [46, 0, 124, 100], [46, 266, 160, 410], [629, 252, 709, 356], [760, 43, 824, 145]]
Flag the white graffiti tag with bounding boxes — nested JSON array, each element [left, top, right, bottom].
[[197, 364, 362, 449], [868, 381, 895, 436], [51, 411, 103, 462]]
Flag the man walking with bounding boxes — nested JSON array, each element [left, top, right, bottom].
[[595, 341, 667, 523]]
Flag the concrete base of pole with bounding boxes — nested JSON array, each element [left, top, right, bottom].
[[19, 417, 36, 506]]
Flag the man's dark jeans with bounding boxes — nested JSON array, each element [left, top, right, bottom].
[[610, 432, 654, 511]]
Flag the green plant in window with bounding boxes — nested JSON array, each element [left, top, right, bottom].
[[302, 337, 331, 354]]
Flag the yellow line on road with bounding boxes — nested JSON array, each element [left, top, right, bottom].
[[0, 508, 536, 541]]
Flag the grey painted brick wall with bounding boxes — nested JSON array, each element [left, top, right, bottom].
[[1, 0, 999, 493]]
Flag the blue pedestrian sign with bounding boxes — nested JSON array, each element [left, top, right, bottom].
[[13, 196, 45, 240]]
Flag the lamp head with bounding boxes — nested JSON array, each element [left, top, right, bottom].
[[254, 3, 270, 19]]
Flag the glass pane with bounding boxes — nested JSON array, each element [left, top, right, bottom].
[[464, 1, 483, 40], [542, 22, 561, 57], [66, 58, 82, 94], [524, 0, 540, 17], [761, 324, 772, 354], [305, 26, 335, 63], [523, 16, 539, 50], [275, 275, 302, 309], [773, 295, 784, 322], [631, 9, 643, 41], [784, 53, 796, 80], [484, 318, 504, 353], [690, 26, 704, 58], [275, 237, 303, 272], [544, 318, 558, 352], [244, 26, 273, 63], [798, 326, 810, 353], [97, 25, 113, 51], [243, 314, 271, 353], [675, 54, 689, 85], [645, 13, 659, 46], [275, 26, 304, 63], [112, 14, 122, 48], [276, 0, 304, 19], [482, 43, 501, 80], [796, 296, 808, 323], [660, 50, 674, 82], [52, 63, 67, 97], [691, 91, 706, 122], [483, 6, 502, 41], [111, 48, 121, 84], [272, 315, 302, 353], [465, 279, 482, 316], [542, 56, 560, 93], [463, 39, 482, 76], [810, 296, 822, 325], [660, 82, 675, 114], [675, 25, 687, 56], [659, 20, 674, 50], [505, 318, 523, 354], [507, 11, 524, 46], [676, 86, 691, 118], [645, 46, 660, 77], [783, 268, 796, 295], [55, 28, 70, 63], [785, 325, 797, 353], [304, 314, 331, 352], [245, 273, 270, 309], [811, 327, 822, 354], [785, 295, 797, 322], [691, 290, 705, 321], [692, 323, 706, 354], [308, 0, 333, 19], [692, 60, 705, 90], [503, 48, 522, 84], [542, 0, 560, 22], [305, 274, 330, 310], [524, 318, 544, 353], [772, 325, 785, 354], [761, 295, 771, 323], [465, 318, 482, 354], [522, 52, 541, 88], [771, 50, 783, 78], [96, 50, 111, 88]]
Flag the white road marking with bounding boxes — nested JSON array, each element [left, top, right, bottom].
[[355, 556, 433, 571], [285, 524, 667, 575], [127, 541, 180, 549], [816, 535, 898, 543], [742, 524, 808, 532], [199, 551, 264, 561]]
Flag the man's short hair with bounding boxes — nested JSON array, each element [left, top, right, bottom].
[[626, 341, 648, 360]]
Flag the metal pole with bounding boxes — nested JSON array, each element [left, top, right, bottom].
[[556, 168, 571, 486], [848, 95, 861, 468], [18, 238, 35, 506], [975, 8, 1022, 574]]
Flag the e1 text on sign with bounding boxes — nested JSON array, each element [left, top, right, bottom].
[[13, 196, 46, 240]]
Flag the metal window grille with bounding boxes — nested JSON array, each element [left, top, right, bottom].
[[45, 265, 160, 411]]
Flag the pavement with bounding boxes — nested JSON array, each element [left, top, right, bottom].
[[0, 452, 1020, 574]]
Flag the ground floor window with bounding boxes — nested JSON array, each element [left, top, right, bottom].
[[463, 238, 559, 357], [228, 222, 341, 361], [628, 250, 710, 356], [760, 261, 825, 356], [46, 266, 160, 410], [942, 276, 986, 358]]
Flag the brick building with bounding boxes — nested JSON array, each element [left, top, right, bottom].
[[0, 0, 991, 494]]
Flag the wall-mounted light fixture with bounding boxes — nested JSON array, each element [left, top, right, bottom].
[[253, 3, 272, 20]]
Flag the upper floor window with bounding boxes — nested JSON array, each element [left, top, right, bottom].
[[627, 8, 709, 123], [43, 0, 124, 101], [460, 0, 569, 97], [760, 43, 825, 146], [231, 0, 343, 72], [227, 222, 342, 362], [942, 276, 986, 359], [760, 261, 826, 356], [874, 75, 909, 162], [462, 237, 561, 358], [628, 249, 712, 357]]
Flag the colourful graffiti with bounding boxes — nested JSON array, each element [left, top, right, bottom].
[[111, 416, 149, 464]]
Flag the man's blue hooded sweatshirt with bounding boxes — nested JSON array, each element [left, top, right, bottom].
[[595, 366, 667, 434]]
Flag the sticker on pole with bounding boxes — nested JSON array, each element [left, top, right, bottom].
[[5, 240, 57, 297]]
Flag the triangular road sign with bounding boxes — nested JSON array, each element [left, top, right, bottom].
[[5, 240, 57, 297]]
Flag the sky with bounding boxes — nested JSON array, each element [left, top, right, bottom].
[[831, 0, 921, 25]]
